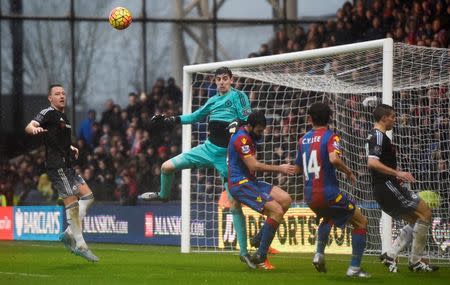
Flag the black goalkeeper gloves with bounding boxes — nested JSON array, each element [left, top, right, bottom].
[[226, 120, 243, 134], [150, 114, 181, 127]]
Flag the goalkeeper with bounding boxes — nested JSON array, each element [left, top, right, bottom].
[[139, 66, 256, 268]]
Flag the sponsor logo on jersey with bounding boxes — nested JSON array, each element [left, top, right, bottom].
[[374, 145, 382, 156], [59, 117, 66, 129], [241, 145, 250, 154], [332, 140, 341, 151]]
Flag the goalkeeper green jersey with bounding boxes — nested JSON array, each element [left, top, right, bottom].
[[180, 87, 251, 147], [180, 88, 251, 124]]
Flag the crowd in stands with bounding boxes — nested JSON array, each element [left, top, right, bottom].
[[250, 0, 450, 58], [1, 0, 449, 209], [0, 77, 183, 206]]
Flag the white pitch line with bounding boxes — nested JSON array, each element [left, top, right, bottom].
[[0, 271, 51, 278]]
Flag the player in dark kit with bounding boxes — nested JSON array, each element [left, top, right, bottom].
[[227, 111, 295, 270], [294, 102, 370, 278], [367, 104, 438, 272], [25, 84, 99, 262]]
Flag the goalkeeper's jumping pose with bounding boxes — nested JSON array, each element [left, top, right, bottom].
[[139, 66, 257, 268]]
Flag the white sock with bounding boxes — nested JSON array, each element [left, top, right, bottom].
[[66, 202, 87, 249], [410, 220, 430, 264], [389, 224, 413, 259], [79, 193, 94, 221]]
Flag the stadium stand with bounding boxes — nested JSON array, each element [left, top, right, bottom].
[[2, 0, 449, 207]]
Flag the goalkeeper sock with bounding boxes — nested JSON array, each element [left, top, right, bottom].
[[159, 171, 174, 199], [350, 228, 367, 267], [256, 217, 279, 259], [410, 220, 430, 264], [66, 202, 87, 249], [316, 221, 331, 254], [389, 224, 413, 259], [231, 207, 248, 256]]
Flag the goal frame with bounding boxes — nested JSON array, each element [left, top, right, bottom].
[[181, 38, 394, 253]]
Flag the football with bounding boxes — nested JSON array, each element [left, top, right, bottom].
[[109, 7, 132, 30], [418, 190, 441, 209]]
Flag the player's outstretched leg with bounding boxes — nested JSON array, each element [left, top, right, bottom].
[[312, 220, 330, 273], [139, 161, 174, 202], [379, 252, 398, 273], [380, 224, 413, 273]]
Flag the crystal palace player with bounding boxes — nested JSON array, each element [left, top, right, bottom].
[[294, 102, 370, 278], [367, 104, 438, 272], [139, 67, 257, 268], [227, 111, 295, 269], [25, 84, 99, 262]]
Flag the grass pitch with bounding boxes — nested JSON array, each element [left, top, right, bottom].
[[0, 241, 448, 285]]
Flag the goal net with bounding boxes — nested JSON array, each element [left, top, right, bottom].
[[181, 39, 450, 263]]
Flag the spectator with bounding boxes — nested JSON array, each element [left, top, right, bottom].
[[126, 93, 141, 119], [100, 99, 115, 127], [78, 109, 97, 148], [115, 170, 138, 206]]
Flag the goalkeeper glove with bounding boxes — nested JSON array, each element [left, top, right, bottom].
[[226, 120, 241, 134], [150, 114, 180, 127], [164, 116, 181, 126]]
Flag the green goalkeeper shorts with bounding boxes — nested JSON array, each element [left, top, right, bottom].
[[171, 139, 228, 180]]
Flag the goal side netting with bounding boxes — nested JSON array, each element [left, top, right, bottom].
[[181, 39, 450, 264]]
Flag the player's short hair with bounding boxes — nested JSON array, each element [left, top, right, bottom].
[[247, 110, 267, 128], [373, 104, 395, 122], [214, 66, 232, 78], [48, 84, 63, 95], [308, 102, 332, 126]]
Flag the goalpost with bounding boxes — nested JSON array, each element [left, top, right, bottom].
[[181, 38, 450, 263]]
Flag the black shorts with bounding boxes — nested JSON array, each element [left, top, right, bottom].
[[373, 179, 420, 218], [47, 168, 85, 199]]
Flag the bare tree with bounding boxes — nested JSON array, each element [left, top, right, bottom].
[[2, 1, 106, 108]]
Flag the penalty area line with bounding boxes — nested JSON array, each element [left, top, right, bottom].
[[0, 271, 52, 278]]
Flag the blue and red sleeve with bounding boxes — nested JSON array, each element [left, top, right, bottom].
[[327, 133, 342, 155], [233, 134, 255, 159], [294, 136, 303, 168]]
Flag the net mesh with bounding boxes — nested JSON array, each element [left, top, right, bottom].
[[187, 43, 450, 262]]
